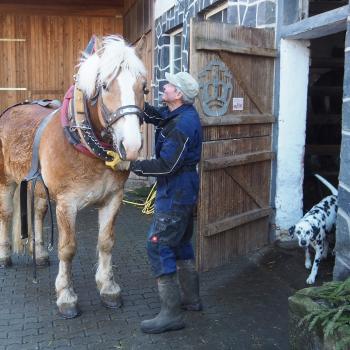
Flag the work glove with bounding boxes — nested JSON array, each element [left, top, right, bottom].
[[105, 151, 130, 171]]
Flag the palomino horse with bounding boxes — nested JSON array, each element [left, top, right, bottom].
[[0, 36, 147, 318]]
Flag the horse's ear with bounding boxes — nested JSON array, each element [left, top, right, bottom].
[[134, 34, 146, 58], [94, 36, 103, 54]]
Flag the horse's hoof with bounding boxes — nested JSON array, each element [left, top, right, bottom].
[[58, 304, 81, 319], [0, 257, 12, 268], [36, 257, 50, 267], [101, 294, 123, 309]]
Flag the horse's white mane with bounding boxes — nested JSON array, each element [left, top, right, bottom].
[[76, 35, 146, 98]]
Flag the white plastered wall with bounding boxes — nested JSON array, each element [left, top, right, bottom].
[[154, 0, 176, 19], [275, 38, 310, 239]]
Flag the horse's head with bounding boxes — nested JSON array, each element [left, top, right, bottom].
[[76, 35, 147, 161]]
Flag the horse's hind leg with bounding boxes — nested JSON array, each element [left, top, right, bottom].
[[55, 201, 79, 318], [0, 183, 15, 267], [96, 190, 123, 308], [31, 197, 49, 266]]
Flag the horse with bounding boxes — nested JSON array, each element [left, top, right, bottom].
[[0, 35, 147, 318]]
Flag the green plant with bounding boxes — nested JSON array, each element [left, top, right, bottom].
[[297, 278, 350, 350]]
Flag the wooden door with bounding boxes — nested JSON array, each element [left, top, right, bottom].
[[190, 20, 276, 271]]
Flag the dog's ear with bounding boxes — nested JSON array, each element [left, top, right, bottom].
[[289, 225, 296, 238]]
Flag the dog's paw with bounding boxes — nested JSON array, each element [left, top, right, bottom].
[[305, 261, 312, 269], [306, 275, 315, 284]]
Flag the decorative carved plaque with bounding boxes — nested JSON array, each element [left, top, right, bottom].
[[198, 59, 233, 117]]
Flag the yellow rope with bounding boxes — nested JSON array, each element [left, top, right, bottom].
[[122, 182, 156, 215]]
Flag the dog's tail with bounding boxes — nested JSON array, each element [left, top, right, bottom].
[[314, 174, 338, 195]]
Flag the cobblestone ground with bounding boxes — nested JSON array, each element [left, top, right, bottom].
[[0, 204, 334, 350]]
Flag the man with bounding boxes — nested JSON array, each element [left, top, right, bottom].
[[112, 72, 203, 334]]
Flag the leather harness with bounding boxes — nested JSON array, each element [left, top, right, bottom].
[[20, 107, 58, 283]]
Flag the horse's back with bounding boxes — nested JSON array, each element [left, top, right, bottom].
[[0, 105, 52, 183]]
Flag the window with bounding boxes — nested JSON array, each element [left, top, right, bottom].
[[205, 3, 228, 22], [170, 28, 182, 74]]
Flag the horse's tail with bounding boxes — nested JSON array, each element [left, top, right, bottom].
[[12, 184, 32, 254], [314, 174, 338, 196]]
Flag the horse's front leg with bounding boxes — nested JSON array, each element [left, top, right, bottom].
[[55, 201, 79, 318], [96, 190, 123, 308]]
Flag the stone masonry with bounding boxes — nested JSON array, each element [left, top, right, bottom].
[[153, 0, 276, 106], [333, 5, 350, 281]]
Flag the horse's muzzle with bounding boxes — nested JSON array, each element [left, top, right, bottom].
[[116, 140, 141, 161]]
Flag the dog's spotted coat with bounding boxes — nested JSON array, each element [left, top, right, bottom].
[[289, 175, 338, 284]]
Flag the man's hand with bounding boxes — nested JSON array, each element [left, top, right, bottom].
[[105, 151, 130, 171]]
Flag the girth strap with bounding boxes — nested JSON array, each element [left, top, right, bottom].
[[20, 109, 58, 283]]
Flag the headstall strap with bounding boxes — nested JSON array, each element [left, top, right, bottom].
[[100, 99, 143, 129]]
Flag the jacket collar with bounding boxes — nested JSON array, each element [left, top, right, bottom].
[[160, 104, 191, 125]]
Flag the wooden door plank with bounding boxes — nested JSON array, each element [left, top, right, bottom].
[[203, 151, 275, 170], [200, 114, 275, 126], [196, 37, 277, 58], [204, 207, 273, 237]]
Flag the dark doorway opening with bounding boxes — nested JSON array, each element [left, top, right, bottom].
[[303, 31, 345, 211]]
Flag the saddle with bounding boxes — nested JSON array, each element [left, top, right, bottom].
[[31, 99, 62, 109]]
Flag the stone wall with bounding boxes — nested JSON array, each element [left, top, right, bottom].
[[333, 6, 350, 281], [153, 0, 276, 105]]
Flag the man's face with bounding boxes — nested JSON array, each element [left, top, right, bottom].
[[162, 83, 181, 103]]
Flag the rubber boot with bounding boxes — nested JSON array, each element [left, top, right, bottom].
[[177, 259, 203, 311], [140, 274, 185, 334]]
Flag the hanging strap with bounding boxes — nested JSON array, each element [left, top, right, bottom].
[[20, 109, 59, 283]]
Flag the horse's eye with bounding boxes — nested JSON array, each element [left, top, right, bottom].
[[102, 83, 108, 91], [143, 87, 149, 95]]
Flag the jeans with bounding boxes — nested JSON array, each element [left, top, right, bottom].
[[146, 205, 195, 277]]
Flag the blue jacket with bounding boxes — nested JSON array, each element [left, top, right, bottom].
[[130, 103, 203, 211]]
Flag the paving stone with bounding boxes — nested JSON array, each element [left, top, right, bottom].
[[0, 205, 335, 349]]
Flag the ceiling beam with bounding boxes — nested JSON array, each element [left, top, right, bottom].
[[281, 5, 348, 39]]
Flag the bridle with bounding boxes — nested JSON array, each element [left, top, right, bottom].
[[90, 84, 144, 134], [66, 78, 147, 162]]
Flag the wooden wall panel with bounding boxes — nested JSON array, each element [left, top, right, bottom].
[[0, 14, 122, 110]]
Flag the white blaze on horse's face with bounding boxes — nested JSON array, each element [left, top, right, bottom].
[[113, 70, 142, 161]]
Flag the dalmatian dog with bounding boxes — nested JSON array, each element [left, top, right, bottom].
[[289, 174, 338, 284]]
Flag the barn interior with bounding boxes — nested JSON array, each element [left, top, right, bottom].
[[303, 0, 346, 212]]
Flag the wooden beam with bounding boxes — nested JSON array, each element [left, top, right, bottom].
[[281, 5, 348, 39], [200, 114, 275, 126], [0, 3, 124, 17], [204, 207, 272, 237], [307, 114, 341, 125], [195, 37, 277, 58], [203, 151, 275, 171], [308, 86, 343, 96], [305, 144, 341, 155]]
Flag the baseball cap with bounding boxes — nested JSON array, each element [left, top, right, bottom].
[[165, 71, 199, 99]]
